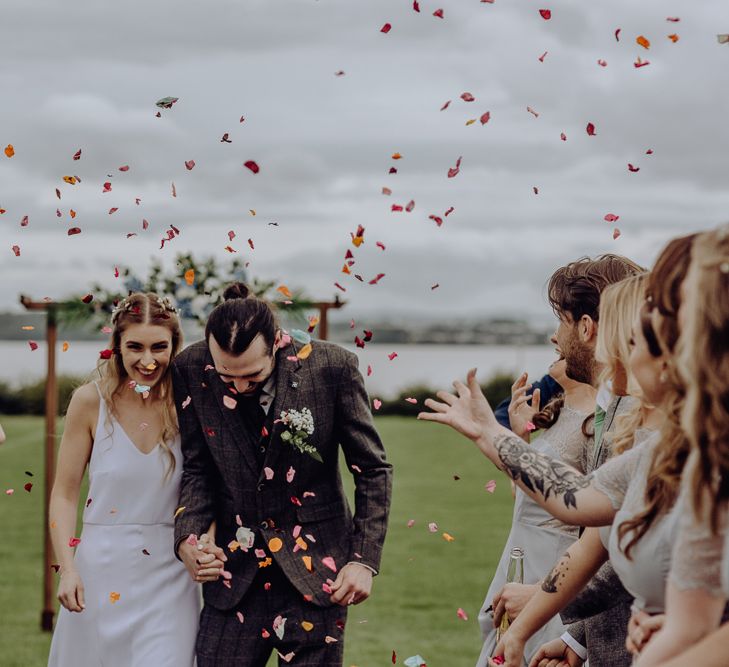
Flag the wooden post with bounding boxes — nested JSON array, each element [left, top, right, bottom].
[[311, 295, 345, 341], [20, 296, 58, 632]]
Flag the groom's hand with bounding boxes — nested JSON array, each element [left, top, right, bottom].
[[329, 562, 373, 607], [178, 533, 227, 583]]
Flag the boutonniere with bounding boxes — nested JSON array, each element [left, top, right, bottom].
[[276, 407, 322, 462]]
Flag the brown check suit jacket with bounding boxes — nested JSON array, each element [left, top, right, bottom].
[[172, 338, 392, 611]]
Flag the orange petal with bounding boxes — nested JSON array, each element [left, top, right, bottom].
[[301, 621, 314, 632], [296, 343, 313, 360], [302, 556, 313, 571], [391, 152, 402, 160], [268, 537, 283, 553], [62, 342, 69, 352], [4, 144, 14, 158], [277, 285, 293, 298], [184, 269, 195, 285], [636, 35, 650, 49]]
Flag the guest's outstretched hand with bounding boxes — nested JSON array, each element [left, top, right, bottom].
[[418, 369, 502, 459]]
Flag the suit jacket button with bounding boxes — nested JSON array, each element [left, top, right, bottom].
[[259, 446, 266, 453], [260, 520, 269, 529], [257, 483, 264, 492]]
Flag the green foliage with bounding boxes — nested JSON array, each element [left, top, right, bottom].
[[375, 372, 515, 416], [57, 252, 313, 329], [0, 375, 84, 416]]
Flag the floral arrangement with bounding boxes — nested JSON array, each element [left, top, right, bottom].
[[278, 407, 322, 462]]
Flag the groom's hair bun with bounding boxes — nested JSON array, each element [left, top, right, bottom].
[[223, 282, 250, 301], [207, 281, 279, 356]]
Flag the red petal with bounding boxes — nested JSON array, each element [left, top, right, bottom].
[[604, 213, 619, 222], [11, 245, 20, 257], [413, 1, 420, 12], [405, 200, 415, 212], [185, 160, 195, 170], [433, 8, 444, 18], [615, 28, 621, 41], [380, 23, 392, 33], [444, 206, 455, 217], [73, 149, 82, 160], [68, 227, 81, 235], [391, 204, 403, 212], [243, 160, 260, 174], [586, 122, 596, 136], [460, 92, 475, 102], [538, 51, 548, 62], [539, 9, 551, 19], [440, 100, 451, 111], [429, 215, 443, 227], [480, 111, 491, 125], [103, 182, 112, 192], [118, 165, 129, 172], [628, 163, 640, 172]]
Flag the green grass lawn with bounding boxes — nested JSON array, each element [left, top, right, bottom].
[[0, 415, 513, 666]]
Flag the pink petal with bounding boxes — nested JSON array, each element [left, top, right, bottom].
[[185, 160, 195, 170], [480, 111, 491, 125], [457, 608, 469, 620], [604, 213, 619, 222], [460, 92, 475, 102], [322, 556, 337, 572], [223, 395, 237, 409], [485, 480, 497, 493], [264, 467, 274, 480], [428, 522, 438, 532], [373, 399, 382, 410]]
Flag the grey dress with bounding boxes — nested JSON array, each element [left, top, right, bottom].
[[475, 406, 593, 667], [593, 433, 683, 614]]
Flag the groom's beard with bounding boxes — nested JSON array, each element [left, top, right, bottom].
[[564, 338, 597, 387]]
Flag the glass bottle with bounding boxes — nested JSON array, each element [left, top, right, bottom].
[[496, 547, 524, 642]]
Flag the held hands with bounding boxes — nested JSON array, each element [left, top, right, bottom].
[[529, 638, 584, 667], [626, 608, 665, 655], [493, 583, 539, 627], [329, 562, 373, 607], [178, 532, 227, 583], [57, 567, 85, 613], [508, 374, 540, 441], [418, 369, 500, 458]]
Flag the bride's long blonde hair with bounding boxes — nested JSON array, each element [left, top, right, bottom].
[[95, 292, 183, 476]]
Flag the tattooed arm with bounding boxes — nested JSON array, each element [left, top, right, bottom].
[[492, 528, 608, 667], [419, 369, 620, 526]]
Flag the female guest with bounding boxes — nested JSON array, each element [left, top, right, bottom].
[[474, 357, 595, 667], [48, 293, 213, 666], [419, 240, 694, 666], [629, 227, 729, 666]]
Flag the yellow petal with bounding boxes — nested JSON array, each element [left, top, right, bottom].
[[173, 506, 186, 519], [442, 532, 455, 542], [465, 119, 476, 126], [302, 556, 312, 571], [296, 343, 313, 360], [301, 621, 314, 632]]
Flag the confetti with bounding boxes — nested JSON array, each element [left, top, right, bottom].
[[268, 538, 283, 553], [668, 34, 679, 43], [440, 100, 451, 111], [460, 92, 475, 102], [428, 522, 438, 532], [21, 215, 29, 227], [485, 480, 497, 493], [457, 608, 469, 620], [443, 532, 455, 542], [236, 612, 245, 624], [174, 506, 186, 518], [68, 537, 81, 547], [4, 144, 15, 158], [109, 592, 121, 604], [539, 9, 551, 20], [613, 228, 621, 240], [586, 122, 596, 136], [184, 160, 195, 170], [615, 28, 621, 42], [388, 352, 398, 361], [718, 35, 729, 44], [118, 165, 129, 172], [322, 556, 337, 572], [243, 160, 260, 174], [433, 8, 444, 18], [538, 51, 548, 62], [447, 156, 462, 178], [380, 23, 392, 34], [597, 59, 608, 67], [627, 163, 640, 172], [155, 96, 179, 109], [480, 111, 491, 125], [604, 213, 619, 222], [634, 57, 650, 68], [11, 245, 20, 257], [223, 395, 237, 410], [73, 149, 82, 160], [286, 466, 295, 483], [636, 35, 650, 49], [28, 341, 38, 351], [527, 106, 539, 118]]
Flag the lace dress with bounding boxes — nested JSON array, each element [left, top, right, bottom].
[[475, 406, 593, 667], [593, 433, 682, 614]]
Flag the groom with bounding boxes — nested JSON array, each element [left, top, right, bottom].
[[172, 283, 392, 666]]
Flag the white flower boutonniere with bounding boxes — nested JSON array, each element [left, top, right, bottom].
[[277, 407, 322, 462]]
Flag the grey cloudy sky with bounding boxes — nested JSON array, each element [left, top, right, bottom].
[[1, 0, 728, 324]]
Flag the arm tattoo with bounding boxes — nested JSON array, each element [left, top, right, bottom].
[[494, 433, 594, 509], [542, 552, 571, 593]]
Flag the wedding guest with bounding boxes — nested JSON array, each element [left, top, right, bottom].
[[535, 271, 651, 667], [422, 252, 700, 667], [489, 272, 648, 667], [474, 357, 595, 667], [48, 293, 204, 667], [0, 421, 5, 444], [629, 227, 729, 666], [494, 374, 561, 430]]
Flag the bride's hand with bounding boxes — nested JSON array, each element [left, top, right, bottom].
[[418, 369, 500, 456], [57, 567, 85, 612]]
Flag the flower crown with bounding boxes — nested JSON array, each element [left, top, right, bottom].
[[111, 295, 179, 322]]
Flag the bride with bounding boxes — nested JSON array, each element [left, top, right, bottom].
[[48, 293, 219, 666]]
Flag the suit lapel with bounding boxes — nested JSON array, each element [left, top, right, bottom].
[[203, 351, 261, 478], [261, 343, 302, 474]]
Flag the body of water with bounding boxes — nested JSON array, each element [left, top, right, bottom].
[[0, 340, 557, 399]]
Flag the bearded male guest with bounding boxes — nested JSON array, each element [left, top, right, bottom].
[[172, 282, 392, 667]]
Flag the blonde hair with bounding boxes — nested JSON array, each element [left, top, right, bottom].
[[678, 226, 729, 533], [594, 273, 649, 455], [95, 293, 183, 477]]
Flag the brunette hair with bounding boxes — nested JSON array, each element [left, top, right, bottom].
[[531, 395, 565, 431], [96, 292, 182, 476], [205, 282, 279, 355], [678, 227, 729, 533], [547, 255, 645, 324], [617, 235, 697, 558]]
